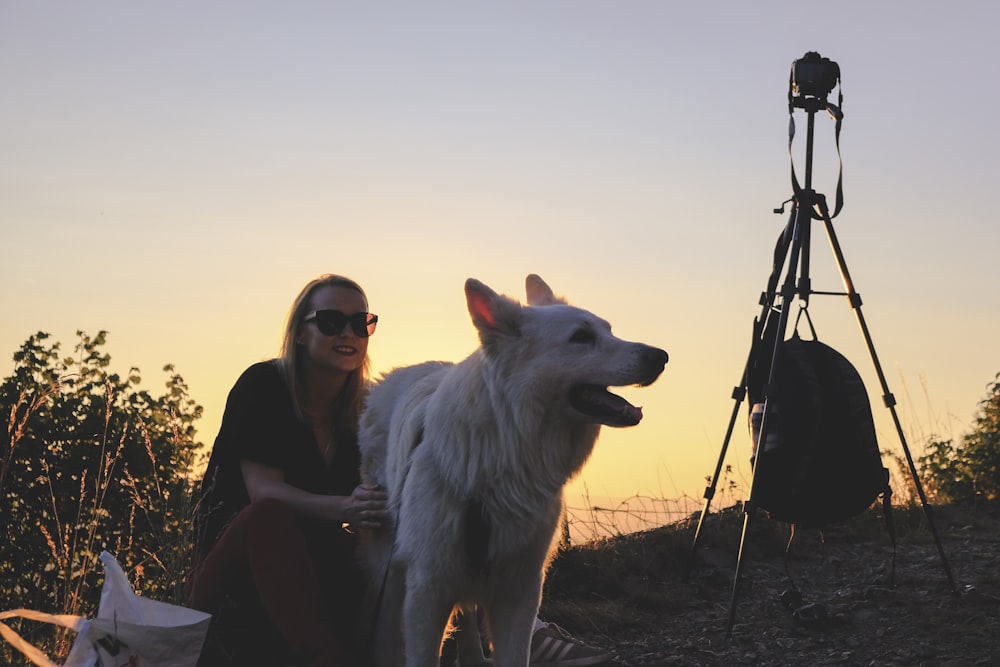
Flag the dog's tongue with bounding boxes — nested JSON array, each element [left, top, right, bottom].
[[569, 384, 644, 427]]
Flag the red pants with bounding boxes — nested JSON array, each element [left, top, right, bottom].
[[188, 498, 366, 666]]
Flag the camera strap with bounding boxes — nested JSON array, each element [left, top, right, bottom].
[[787, 87, 845, 219]]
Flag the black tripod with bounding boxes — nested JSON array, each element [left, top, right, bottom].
[[686, 60, 959, 641]]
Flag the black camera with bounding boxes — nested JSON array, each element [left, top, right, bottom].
[[790, 52, 840, 103]]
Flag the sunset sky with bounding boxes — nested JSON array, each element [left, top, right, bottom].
[[3, 2, 998, 524]]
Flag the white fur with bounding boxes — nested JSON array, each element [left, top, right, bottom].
[[359, 275, 667, 667]]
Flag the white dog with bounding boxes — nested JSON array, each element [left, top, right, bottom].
[[358, 275, 667, 667]]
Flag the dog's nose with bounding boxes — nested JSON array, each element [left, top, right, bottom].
[[640, 346, 668, 385], [646, 347, 668, 367]]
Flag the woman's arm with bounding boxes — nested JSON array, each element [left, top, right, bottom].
[[241, 459, 388, 529]]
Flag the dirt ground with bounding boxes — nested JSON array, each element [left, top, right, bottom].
[[539, 501, 1000, 666]]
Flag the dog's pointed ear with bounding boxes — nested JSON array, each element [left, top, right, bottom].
[[525, 274, 565, 306], [466, 278, 522, 345]]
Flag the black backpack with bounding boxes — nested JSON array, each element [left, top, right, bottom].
[[747, 322, 891, 528]]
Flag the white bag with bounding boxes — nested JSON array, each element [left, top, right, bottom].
[[0, 551, 211, 667]]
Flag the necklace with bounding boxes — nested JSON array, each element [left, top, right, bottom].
[[311, 421, 336, 464]]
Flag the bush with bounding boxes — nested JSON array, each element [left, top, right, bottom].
[[0, 331, 203, 661], [918, 372, 1000, 504]]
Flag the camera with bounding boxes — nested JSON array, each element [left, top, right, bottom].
[[790, 52, 840, 104]]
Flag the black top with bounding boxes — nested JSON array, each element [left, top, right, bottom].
[[193, 360, 361, 549]]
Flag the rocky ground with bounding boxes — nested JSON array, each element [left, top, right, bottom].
[[539, 502, 1000, 666]]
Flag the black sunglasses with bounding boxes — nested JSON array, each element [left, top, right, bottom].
[[304, 310, 378, 337]]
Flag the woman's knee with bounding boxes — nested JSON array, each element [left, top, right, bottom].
[[241, 497, 312, 550], [244, 497, 295, 528]]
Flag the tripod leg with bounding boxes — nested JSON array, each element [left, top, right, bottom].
[[724, 199, 809, 641], [693, 208, 799, 580], [688, 288, 785, 579], [819, 208, 960, 596], [686, 380, 746, 580], [726, 504, 757, 641]]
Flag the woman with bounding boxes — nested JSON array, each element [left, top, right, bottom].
[[189, 274, 389, 667]]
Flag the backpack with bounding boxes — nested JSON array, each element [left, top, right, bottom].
[[747, 318, 891, 528]]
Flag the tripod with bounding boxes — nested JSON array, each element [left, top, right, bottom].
[[686, 95, 960, 641]]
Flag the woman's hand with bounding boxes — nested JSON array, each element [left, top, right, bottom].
[[241, 459, 389, 527], [344, 483, 389, 530]]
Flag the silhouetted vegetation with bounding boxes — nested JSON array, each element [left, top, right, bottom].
[[917, 372, 1000, 504], [0, 331, 203, 661]]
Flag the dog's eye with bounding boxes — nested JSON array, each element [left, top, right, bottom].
[[569, 328, 595, 344]]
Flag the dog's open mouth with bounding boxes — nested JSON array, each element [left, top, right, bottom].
[[569, 384, 643, 427]]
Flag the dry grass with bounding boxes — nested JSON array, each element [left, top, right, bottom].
[[541, 500, 1000, 666]]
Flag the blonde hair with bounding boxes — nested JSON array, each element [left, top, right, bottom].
[[277, 274, 372, 432]]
